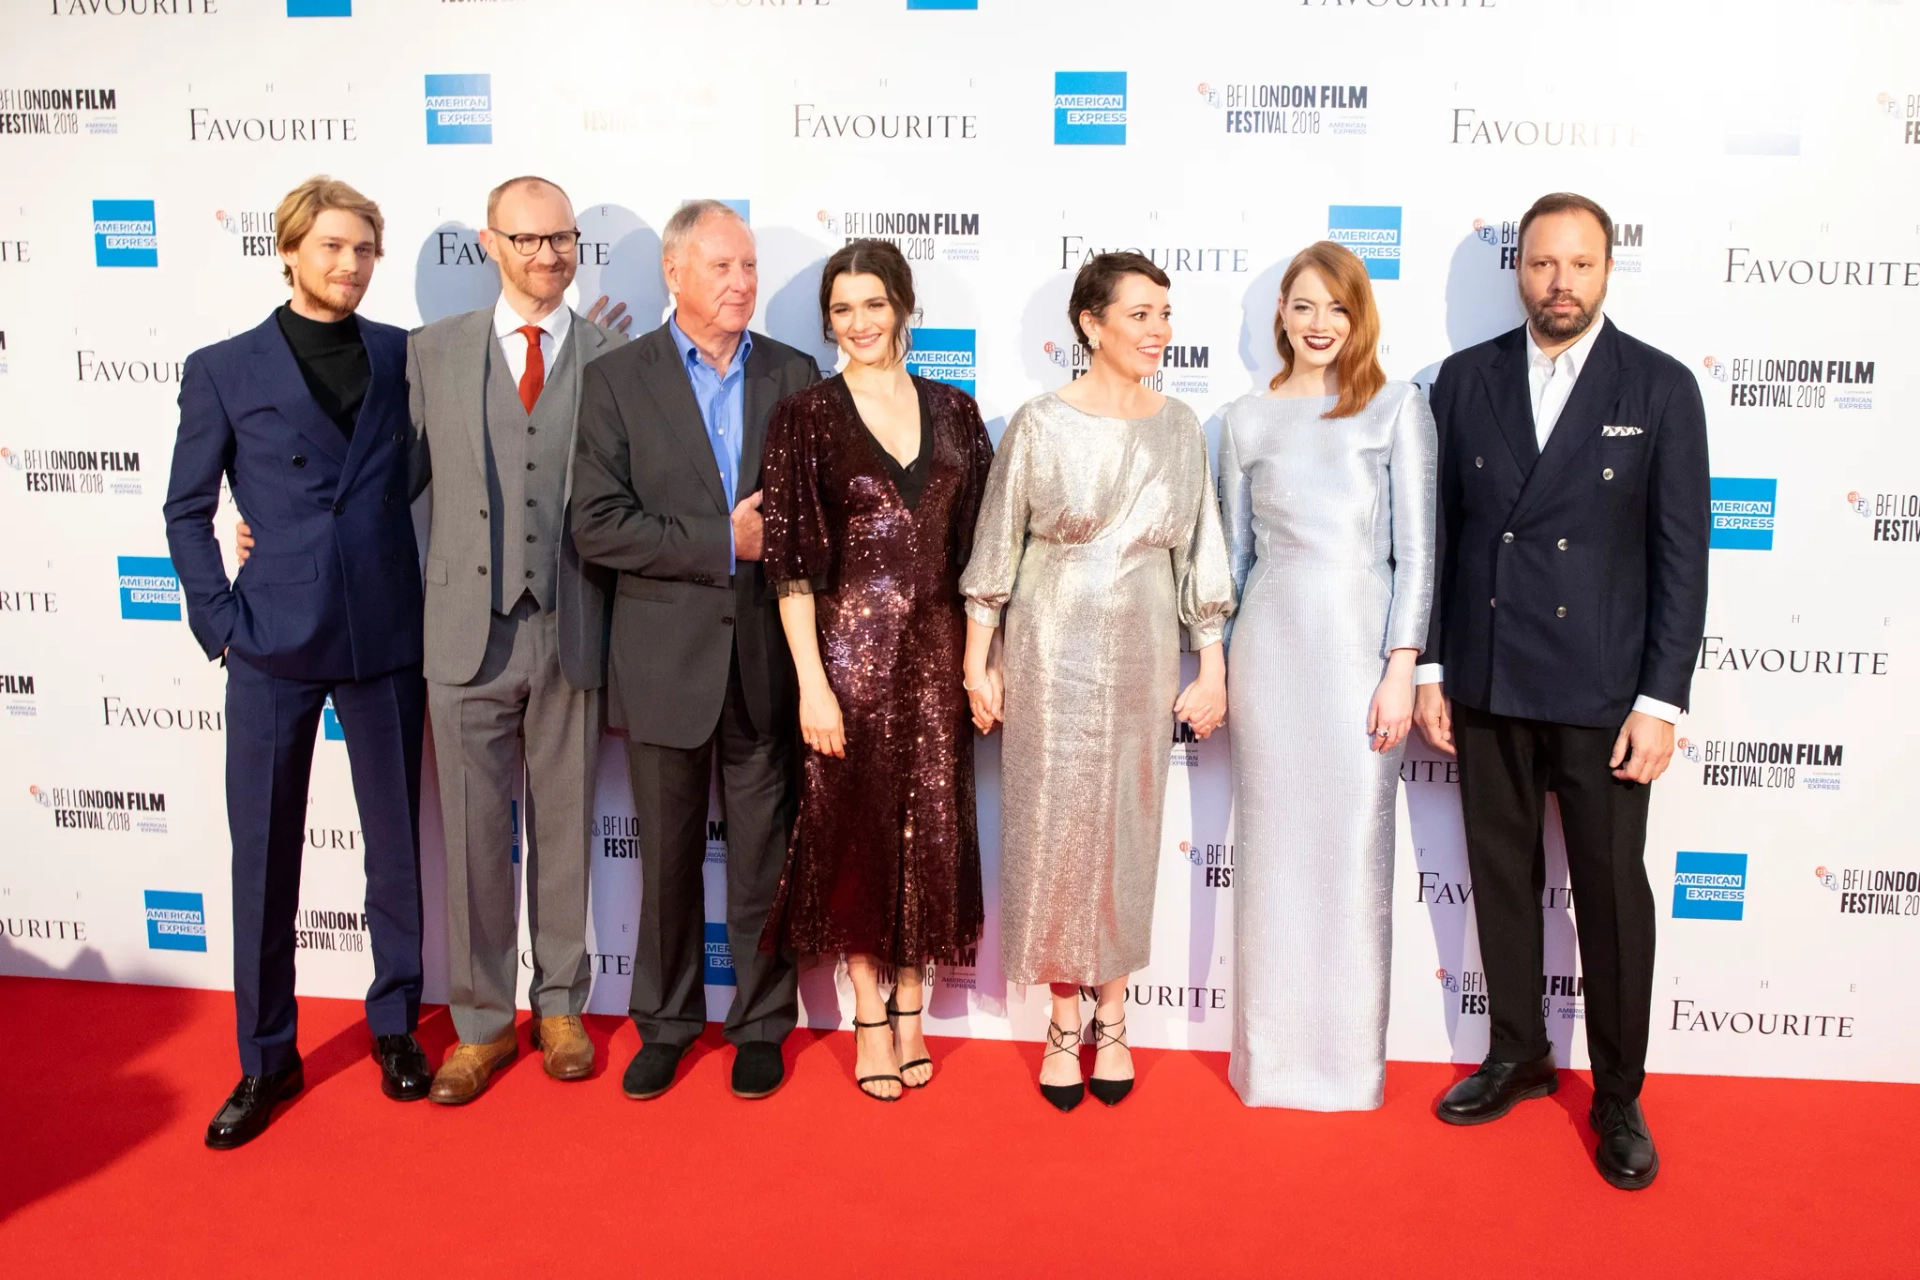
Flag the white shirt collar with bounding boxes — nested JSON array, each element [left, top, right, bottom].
[[1526, 311, 1605, 376], [493, 293, 572, 347]]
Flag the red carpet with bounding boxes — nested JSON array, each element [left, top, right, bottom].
[[1, 976, 1915, 1278]]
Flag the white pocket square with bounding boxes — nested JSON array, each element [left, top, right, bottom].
[[1601, 424, 1645, 437]]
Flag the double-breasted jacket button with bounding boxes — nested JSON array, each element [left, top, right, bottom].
[[1474, 456, 1485, 469], [1557, 538, 1569, 550], [1502, 531, 1514, 544], [291, 455, 307, 468], [1556, 606, 1568, 618], [1490, 597, 1497, 608], [1603, 467, 1615, 481]]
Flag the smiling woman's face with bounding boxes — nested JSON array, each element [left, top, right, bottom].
[[1280, 267, 1351, 374]]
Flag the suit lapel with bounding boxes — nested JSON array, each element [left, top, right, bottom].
[[561, 312, 611, 505], [335, 313, 391, 491], [1509, 319, 1624, 523], [254, 315, 347, 466], [460, 308, 498, 489], [642, 323, 729, 514], [739, 333, 778, 498], [1479, 327, 1539, 476]]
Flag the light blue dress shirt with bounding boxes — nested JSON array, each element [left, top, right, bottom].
[[668, 314, 750, 572]]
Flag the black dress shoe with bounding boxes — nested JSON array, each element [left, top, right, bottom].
[[1591, 1095, 1660, 1190], [731, 1041, 785, 1099], [374, 1033, 432, 1101], [205, 1063, 304, 1150], [622, 1042, 685, 1100], [1436, 1051, 1558, 1125]]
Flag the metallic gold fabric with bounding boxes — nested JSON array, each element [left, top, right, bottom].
[[1220, 384, 1437, 1110], [961, 392, 1233, 986]]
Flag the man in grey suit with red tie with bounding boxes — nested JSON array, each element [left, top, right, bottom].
[[1415, 192, 1710, 1190]]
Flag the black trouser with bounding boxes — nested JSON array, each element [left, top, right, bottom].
[[1453, 701, 1656, 1101], [623, 652, 798, 1049]]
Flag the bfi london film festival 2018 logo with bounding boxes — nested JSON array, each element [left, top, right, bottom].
[[1195, 77, 1369, 137]]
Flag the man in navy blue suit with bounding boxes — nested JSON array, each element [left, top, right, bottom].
[[1414, 193, 1709, 1190], [165, 176, 433, 1149]]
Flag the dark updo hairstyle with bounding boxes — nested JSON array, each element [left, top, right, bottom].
[[818, 237, 917, 359], [1068, 250, 1171, 351]]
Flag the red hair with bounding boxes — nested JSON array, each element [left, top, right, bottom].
[[1269, 240, 1386, 419]]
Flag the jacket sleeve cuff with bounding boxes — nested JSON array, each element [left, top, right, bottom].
[[963, 600, 1002, 629]]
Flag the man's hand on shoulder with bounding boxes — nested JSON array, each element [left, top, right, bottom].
[[584, 295, 631, 336], [1610, 710, 1675, 785]]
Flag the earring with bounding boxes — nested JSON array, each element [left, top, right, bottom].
[[1090, 338, 1101, 351]]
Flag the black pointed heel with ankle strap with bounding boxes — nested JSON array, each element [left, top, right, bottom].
[[1039, 1020, 1085, 1113], [1087, 1014, 1133, 1107], [886, 999, 933, 1089], [851, 1016, 902, 1102]]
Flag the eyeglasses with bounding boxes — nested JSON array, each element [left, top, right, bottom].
[[489, 227, 581, 257]]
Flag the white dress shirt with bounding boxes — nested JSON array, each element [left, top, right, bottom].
[[1415, 315, 1681, 725], [493, 294, 571, 387]]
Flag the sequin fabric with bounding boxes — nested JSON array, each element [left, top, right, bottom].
[[960, 392, 1234, 987], [1219, 383, 1437, 1110], [757, 374, 994, 966]]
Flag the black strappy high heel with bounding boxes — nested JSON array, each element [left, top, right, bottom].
[[1087, 1014, 1134, 1107], [1040, 1020, 1085, 1113], [886, 999, 932, 1089], [851, 1015, 902, 1102]]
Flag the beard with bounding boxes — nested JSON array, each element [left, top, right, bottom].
[[295, 265, 364, 317], [1527, 287, 1604, 342], [508, 258, 572, 304]]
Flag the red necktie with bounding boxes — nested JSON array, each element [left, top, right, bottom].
[[516, 324, 545, 413]]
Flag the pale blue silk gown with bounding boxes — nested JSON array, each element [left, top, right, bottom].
[[1221, 381, 1436, 1110]]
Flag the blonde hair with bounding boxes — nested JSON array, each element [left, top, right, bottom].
[[274, 175, 384, 285]]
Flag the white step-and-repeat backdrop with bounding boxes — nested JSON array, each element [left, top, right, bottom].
[[2, 0, 1916, 1084]]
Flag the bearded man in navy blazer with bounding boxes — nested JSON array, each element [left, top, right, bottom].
[[164, 176, 433, 1149], [1414, 192, 1709, 1190]]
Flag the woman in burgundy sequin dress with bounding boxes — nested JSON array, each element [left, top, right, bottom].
[[758, 239, 995, 1100]]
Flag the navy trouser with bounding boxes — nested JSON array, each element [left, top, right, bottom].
[[225, 654, 426, 1076]]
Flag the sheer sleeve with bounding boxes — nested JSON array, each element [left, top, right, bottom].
[[958, 401, 1035, 628], [1217, 404, 1254, 650], [1382, 384, 1438, 655], [1175, 418, 1236, 650], [760, 391, 831, 596], [948, 390, 996, 578]]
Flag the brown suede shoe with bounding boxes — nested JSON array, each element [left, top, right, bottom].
[[530, 1014, 594, 1081], [427, 1031, 518, 1105]]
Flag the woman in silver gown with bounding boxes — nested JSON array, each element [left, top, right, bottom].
[[961, 252, 1234, 1111], [1222, 240, 1436, 1111]]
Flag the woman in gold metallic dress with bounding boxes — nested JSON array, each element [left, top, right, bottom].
[[960, 252, 1234, 1111]]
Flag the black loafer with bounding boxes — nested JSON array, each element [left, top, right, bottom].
[[730, 1041, 785, 1099], [621, 1042, 685, 1100], [1436, 1051, 1558, 1125], [374, 1033, 432, 1101], [1591, 1095, 1660, 1189], [205, 1062, 304, 1150]]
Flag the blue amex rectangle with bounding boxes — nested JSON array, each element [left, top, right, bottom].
[[1672, 851, 1748, 921], [1710, 477, 1777, 550], [145, 890, 208, 952], [287, 0, 351, 14], [1055, 72, 1127, 146], [425, 74, 492, 146], [117, 555, 181, 621], [908, 0, 976, 8], [93, 199, 157, 268], [703, 921, 736, 985], [905, 328, 976, 396], [1328, 205, 1402, 280]]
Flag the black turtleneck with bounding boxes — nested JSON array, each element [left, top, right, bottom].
[[276, 303, 368, 440]]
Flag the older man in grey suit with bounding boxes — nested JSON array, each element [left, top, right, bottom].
[[407, 176, 626, 1104]]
